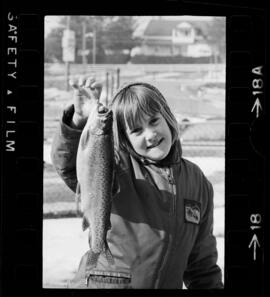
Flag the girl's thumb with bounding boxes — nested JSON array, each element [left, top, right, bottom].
[[98, 104, 108, 113]]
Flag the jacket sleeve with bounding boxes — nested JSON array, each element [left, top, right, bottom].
[[183, 176, 224, 289], [50, 104, 82, 193]]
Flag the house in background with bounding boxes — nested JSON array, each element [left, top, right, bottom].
[[132, 16, 213, 58]]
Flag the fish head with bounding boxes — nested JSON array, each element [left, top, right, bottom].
[[88, 107, 113, 135]]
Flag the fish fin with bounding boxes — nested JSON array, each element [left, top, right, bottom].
[[88, 229, 92, 247], [75, 183, 81, 201], [82, 216, 90, 231], [76, 182, 80, 195], [86, 249, 99, 268], [80, 129, 90, 150], [112, 170, 120, 196], [104, 241, 115, 266], [106, 220, 112, 231]]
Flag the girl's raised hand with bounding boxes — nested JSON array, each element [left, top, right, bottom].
[[69, 76, 103, 129]]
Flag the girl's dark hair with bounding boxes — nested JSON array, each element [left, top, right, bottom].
[[110, 82, 180, 159]]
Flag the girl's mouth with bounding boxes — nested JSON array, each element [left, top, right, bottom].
[[147, 138, 163, 149]]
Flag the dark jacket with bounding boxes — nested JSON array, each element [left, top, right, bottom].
[[51, 105, 223, 289]]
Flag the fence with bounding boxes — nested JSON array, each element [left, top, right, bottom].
[[45, 63, 225, 75], [45, 63, 225, 92]]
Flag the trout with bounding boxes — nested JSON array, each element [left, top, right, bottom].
[[76, 104, 115, 267]]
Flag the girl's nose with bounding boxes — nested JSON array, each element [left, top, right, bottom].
[[145, 129, 158, 142]]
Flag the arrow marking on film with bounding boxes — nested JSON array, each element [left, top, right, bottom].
[[251, 98, 262, 118], [248, 234, 260, 261]]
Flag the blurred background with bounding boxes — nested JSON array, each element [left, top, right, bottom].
[[43, 15, 225, 288]]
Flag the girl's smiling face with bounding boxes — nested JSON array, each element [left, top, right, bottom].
[[126, 112, 172, 162]]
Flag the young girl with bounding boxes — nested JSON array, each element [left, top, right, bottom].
[[51, 77, 223, 289]]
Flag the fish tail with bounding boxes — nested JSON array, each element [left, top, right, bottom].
[[86, 249, 100, 268], [104, 240, 115, 266], [75, 183, 81, 202], [75, 183, 81, 216], [82, 216, 90, 231]]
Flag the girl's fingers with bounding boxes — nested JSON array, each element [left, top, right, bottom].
[[97, 102, 109, 113], [84, 77, 102, 100], [90, 83, 103, 100], [69, 78, 82, 97], [69, 78, 79, 89], [69, 78, 90, 99], [90, 81, 102, 90], [78, 76, 87, 87], [69, 76, 102, 100], [85, 77, 96, 88], [98, 106, 107, 113]]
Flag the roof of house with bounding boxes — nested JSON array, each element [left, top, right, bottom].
[[140, 18, 212, 38]]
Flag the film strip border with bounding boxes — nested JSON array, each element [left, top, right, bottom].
[[0, 6, 267, 296], [1, 13, 43, 294], [226, 14, 266, 294]]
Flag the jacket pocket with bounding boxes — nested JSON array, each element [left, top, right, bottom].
[[86, 270, 132, 289]]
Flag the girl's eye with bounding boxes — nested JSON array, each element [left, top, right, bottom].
[[131, 127, 142, 135], [150, 118, 159, 125]]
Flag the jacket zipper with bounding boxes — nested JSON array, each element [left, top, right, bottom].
[[165, 167, 176, 215], [155, 167, 176, 288], [85, 277, 88, 286], [85, 274, 90, 286]]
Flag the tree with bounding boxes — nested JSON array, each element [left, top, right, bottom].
[[101, 16, 140, 54], [205, 17, 226, 63], [60, 16, 110, 63], [45, 16, 141, 63], [44, 27, 64, 62]]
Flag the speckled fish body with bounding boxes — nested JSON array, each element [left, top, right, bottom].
[[76, 107, 114, 267]]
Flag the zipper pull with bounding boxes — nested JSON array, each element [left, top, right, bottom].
[[85, 274, 90, 286], [168, 175, 175, 185], [166, 168, 175, 184]]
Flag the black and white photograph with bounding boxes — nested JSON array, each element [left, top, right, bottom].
[[43, 15, 226, 289]]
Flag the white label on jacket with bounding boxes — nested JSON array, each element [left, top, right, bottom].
[[184, 200, 201, 225]]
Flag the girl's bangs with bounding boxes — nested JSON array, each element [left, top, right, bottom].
[[123, 90, 161, 131]]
